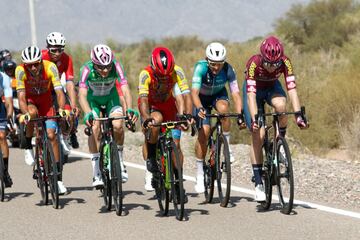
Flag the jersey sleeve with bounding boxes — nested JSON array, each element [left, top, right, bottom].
[[172, 83, 181, 97], [15, 66, 26, 92], [245, 59, 258, 93], [1, 73, 12, 98], [174, 66, 190, 94], [66, 55, 74, 81], [115, 61, 128, 86], [138, 70, 151, 97], [47, 62, 62, 90], [115, 80, 124, 96], [191, 61, 205, 90], [226, 63, 239, 93], [282, 57, 296, 90], [79, 65, 90, 89]]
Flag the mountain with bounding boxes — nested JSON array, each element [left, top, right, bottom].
[[0, 0, 311, 51]]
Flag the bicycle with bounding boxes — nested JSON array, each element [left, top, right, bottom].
[[147, 119, 195, 221], [256, 106, 307, 214], [202, 113, 242, 207], [85, 113, 135, 216], [28, 115, 64, 209]]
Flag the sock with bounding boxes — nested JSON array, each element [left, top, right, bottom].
[[25, 137, 32, 149], [223, 131, 232, 153], [117, 145, 126, 172], [91, 153, 100, 178], [279, 127, 287, 138], [147, 143, 157, 160], [3, 157, 8, 171], [196, 158, 204, 176], [252, 164, 263, 186]]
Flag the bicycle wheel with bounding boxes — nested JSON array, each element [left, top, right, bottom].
[[35, 146, 48, 205], [110, 142, 123, 216], [216, 134, 231, 207], [45, 141, 59, 209], [204, 141, 215, 203], [169, 142, 184, 221], [276, 137, 294, 214], [0, 152, 4, 202], [260, 142, 273, 210]]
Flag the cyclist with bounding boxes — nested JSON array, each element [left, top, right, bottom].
[[0, 49, 12, 71], [16, 46, 69, 194], [242, 36, 308, 201], [42, 32, 80, 151], [191, 42, 245, 193], [78, 44, 138, 188], [138, 46, 193, 196], [0, 70, 14, 187], [2, 60, 17, 97]]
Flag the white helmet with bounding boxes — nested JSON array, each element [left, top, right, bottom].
[[46, 32, 66, 46], [21, 46, 42, 63], [206, 42, 226, 62], [90, 44, 114, 66]]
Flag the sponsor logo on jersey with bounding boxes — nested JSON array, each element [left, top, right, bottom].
[[286, 75, 296, 82], [284, 59, 293, 75], [249, 62, 257, 79], [247, 85, 256, 93]]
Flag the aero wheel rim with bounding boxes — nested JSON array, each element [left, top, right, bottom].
[[217, 135, 231, 207]]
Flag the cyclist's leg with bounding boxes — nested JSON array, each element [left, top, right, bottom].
[[194, 95, 212, 193], [145, 109, 163, 173], [0, 105, 11, 187], [243, 81, 266, 200], [268, 80, 287, 137], [23, 100, 39, 166]]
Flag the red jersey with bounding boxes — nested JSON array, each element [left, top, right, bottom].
[[42, 49, 74, 81], [245, 54, 296, 93]]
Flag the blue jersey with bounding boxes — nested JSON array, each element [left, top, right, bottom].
[[0, 71, 12, 98], [191, 60, 239, 96]]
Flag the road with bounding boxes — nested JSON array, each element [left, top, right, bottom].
[[0, 148, 359, 240]]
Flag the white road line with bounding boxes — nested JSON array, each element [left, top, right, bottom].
[[70, 150, 360, 219]]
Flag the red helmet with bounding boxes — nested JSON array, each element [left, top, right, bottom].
[[260, 36, 284, 63], [150, 47, 175, 76]]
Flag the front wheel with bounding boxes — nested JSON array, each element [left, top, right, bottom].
[[216, 134, 231, 207], [45, 141, 59, 209], [276, 137, 294, 214], [260, 142, 273, 210], [35, 145, 48, 205], [110, 142, 123, 216], [169, 142, 185, 221], [203, 146, 215, 203]]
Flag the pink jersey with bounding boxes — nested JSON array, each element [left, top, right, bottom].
[[42, 49, 74, 82], [245, 54, 296, 93]]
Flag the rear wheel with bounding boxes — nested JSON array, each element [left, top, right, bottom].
[[216, 134, 231, 207], [35, 146, 48, 205], [169, 142, 184, 221], [276, 137, 294, 214], [45, 141, 59, 209], [110, 142, 123, 216], [0, 152, 4, 202]]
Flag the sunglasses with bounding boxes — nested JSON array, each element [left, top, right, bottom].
[[207, 60, 225, 67], [94, 63, 112, 71], [263, 60, 282, 68], [25, 61, 42, 68], [48, 47, 64, 54]]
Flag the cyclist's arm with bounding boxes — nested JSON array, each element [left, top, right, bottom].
[[227, 64, 242, 113], [120, 84, 131, 111], [48, 62, 65, 110], [247, 92, 258, 122], [15, 66, 28, 114], [66, 81, 77, 109], [3, 73, 13, 117], [78, 87, 91, 114], [283, 57, 301, 112], [139, 96, 150, 120], [288, 89, 301, 112]]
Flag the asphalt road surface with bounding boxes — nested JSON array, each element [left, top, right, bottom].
[[0, 148, 359, 240]]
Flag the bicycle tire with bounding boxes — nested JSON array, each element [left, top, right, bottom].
[[216, 134, 231, 207], [276, 137, 294, 214], [154, 168, 169, 216], [110, 142, 123, 216], [204, 139, 215, 203], [169, 141, 184, 221], [0, 152, 4, 202], [19, 123, 27, 149], [45, 141, 59, 209], [35, 145, 48, 205], [260, 142, 273, 210]]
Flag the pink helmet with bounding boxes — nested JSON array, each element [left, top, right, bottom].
[[260, 36, 284, 63], [91, 44, 114, 65]]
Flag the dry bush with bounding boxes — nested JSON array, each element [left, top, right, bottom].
[[340, 108, 360, 160]]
